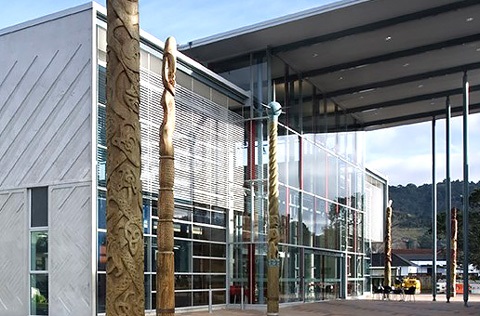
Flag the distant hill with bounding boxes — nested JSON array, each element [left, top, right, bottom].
[[387, 180, 480, 248]]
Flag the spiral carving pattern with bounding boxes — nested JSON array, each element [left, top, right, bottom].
[[267, 119, 280, 315], [106, 1, 144, 315], [157, 37, 177, 316]]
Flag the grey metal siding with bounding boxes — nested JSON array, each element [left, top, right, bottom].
[[49, 183, 92, 316], [0, 190, 28, 316], [0, 9, 93, 189], [0, 7, 95, 316]]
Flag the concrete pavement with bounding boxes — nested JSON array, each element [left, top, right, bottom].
[[180, 294, 480, 316]]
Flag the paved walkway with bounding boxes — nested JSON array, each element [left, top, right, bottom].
[[181, 294, 480, 316]]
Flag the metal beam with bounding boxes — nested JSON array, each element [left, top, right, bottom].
[[324, 62, 480, 99], [271, 0, 479, 55], [345, 84, 480, 115], [275, 33, 480, 83], [336, 102, 480, 131]]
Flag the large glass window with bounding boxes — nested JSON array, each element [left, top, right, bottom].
[[31, 274, 49, 316], [31, 232, 48, 271], [30, 187, 48, 315], [31, 187, 48, 227]]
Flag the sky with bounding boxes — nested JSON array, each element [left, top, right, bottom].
[[1, 0, 478, 186]]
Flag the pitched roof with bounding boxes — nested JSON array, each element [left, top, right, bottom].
[[371, 253, 417, 267], [392, 248, 446, 261]]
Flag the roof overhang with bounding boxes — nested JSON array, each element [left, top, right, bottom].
[[180, 0, 480, 131]]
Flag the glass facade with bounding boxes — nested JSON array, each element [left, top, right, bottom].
[[94, 17, 376, 313], [95, 24, 245, 313], [221, 52, 368, 303]]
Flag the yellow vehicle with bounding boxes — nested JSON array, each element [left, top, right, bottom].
[[402, 277, 421, 294]]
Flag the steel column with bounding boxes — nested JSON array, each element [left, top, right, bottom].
[[445, 96, 452, 303], [432, 117, 437, 301], [257, 56, 265, 304], [462, 72, 470, 307]]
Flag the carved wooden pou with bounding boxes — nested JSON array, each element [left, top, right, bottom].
[[106, 0, 144, 315], [157, 36, 177, 316]]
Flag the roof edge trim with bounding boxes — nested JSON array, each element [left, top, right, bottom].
[[178, 0, 368, 50], [0, 1, 94, 37]]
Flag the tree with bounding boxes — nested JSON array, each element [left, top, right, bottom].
[[436, 188, 480, 269]]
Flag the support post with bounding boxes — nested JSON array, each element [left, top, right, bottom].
[[157, 37, 177, 316], [106, 1, 144, 315], [446, 96, 452, 303], [432, 117, 437, 301], [462, 71, 470, 307], [208, 289, 212, 314], [267, 101, 282, 316]]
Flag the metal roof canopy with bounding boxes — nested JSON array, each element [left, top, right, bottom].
[[180, 0, 480, 131]]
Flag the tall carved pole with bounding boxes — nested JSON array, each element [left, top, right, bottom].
[[451, 207, 458, 296], [106, 1, 144, 315], [384, 200, 393, 288], [157, 37, 177, 316], [267, 101, 282, 316]]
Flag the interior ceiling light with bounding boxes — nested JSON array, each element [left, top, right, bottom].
[[385, 36, 392, 41], [403, 63, 410, 67], [338, 76, 344, 80], [418, 84, 424, 88], [466, 17, 474, 22], [312, 53, 318, 57], [359, 88, 375, 94]]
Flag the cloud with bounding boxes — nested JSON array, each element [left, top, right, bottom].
[[366, 113, 480, 185]]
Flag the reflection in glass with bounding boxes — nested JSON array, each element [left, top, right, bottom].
[[175, 275, 192, 290], [176, 292, 192, 307], [211, 275, 226, 289], [143, 201, 150, 234], [211, 211, 226, 226], [31, 187, 48, 227], [144, 274, 151, 310], [97, 191, 106, 229], [151, 238, 157, 272], [97, 273, 106, 313], [174, 222, 191, 238], [193, 241, 209, 256], [31, 274, 48, 315], [174, 205, 191, 221], [193, 275, 210, 289], [193, 291, 208, 306], [210, 243, 226, 258], [174, 239, 191, 272], [212, 290, 226, 304], [98, 232, 106, 271], [210, 259, 226, 273], [31, 232, 48, 271]]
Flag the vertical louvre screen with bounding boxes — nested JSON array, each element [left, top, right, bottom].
[[139, 67, 244, 211]]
